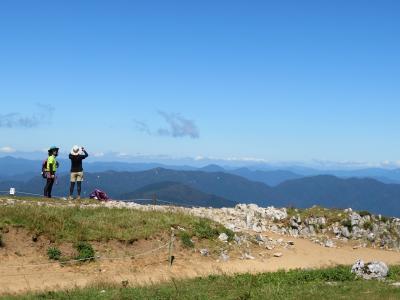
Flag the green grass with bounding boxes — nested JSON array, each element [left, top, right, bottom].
[[0, 199, 229, 243], [363, 220, 373, 231], [286, 206, 345, 226], [75, 241, 95, 261], [3, 266, 400, 299], [47, 246, 62, 260], [179, 231, 194, 248]]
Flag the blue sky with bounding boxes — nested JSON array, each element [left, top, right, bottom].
[[0, 1, 399, 166]]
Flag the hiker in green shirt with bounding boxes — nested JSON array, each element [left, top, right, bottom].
[[44, 146, 59, 198]]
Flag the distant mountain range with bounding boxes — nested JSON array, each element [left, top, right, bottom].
[[2, 166, 400, 216], [3, 156, 400, 185]]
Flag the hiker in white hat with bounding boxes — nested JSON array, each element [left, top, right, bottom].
[[68, 145, 89, 200]]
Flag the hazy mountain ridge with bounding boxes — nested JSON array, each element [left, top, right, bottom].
[[4, 156, 400, 185], [119, 181, 235, 208], [2, 166, 400, 216]]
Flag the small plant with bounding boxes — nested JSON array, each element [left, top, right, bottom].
[[47, 246, 61, 260], [193, 219, 219, 239], [0, 233, 4, 247], [341, 219, 352, 231], [75, 241, 95, 262], [180, 231, 194, 248], [363, 221, 373, 231], [358, 210, 371, 217], [380, 216, 389, 223]]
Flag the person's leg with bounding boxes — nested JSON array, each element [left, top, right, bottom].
[[76, 172, 83, 199], [77, 181, 82, 198], [47, 178, 54, 198], [69, 182, 75, 197], [44, 179, 49, 197], [69, 173, 77, 199]]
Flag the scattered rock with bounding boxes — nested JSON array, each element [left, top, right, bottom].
[[288, 228, 299, 237], [391, 282, 400, 287], [234, 234, 245, 245], [341, 227, 351, 238], [200, 249, 209, 256], [255, 234, 265, 244], [351, 260, 388, 280], [273, 252, 283, 257], [218, 233, 228, 242], [219, 251, 230, 262], [350, 213, 362, 227], [367, 233, 375, 242], [287, 240, 295, 245], [241, 252, 255, 260], [290, 217, 300, 229], [324, 240, 335, 248]]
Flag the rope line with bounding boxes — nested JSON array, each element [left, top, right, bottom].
[[1, 191, 198, 208], [0, 190, 64, 199], [0, 258, 169, 278], [0, 242, 170, 271]]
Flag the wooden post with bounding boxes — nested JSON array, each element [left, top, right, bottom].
[[153, 193, 157, 206], [168, 228, 175, 267]]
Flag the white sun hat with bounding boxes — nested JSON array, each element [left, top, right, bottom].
[[71, 145, 80, 155]]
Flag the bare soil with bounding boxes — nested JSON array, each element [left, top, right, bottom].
[[1, 228, 400, 295]]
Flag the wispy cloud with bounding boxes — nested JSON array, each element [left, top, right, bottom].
[[0, 103, 55, 128], [157, 111, 199, 139], [0, 146, 16, 153], [133, 111, 200, 139], [133, 119, 152, 135], [93, 152, 105, 158]]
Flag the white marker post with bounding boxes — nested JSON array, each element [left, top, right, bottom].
[[9, 188, 15, 196]]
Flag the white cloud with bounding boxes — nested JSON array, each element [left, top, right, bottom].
[[93, 152, 105, 157], [117, 152, 129, 157], [133, 111, 200, 139], [157, 111, 199, 139], [0, 146, 16, 153]]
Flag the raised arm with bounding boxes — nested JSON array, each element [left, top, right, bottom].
[[82, 149, 89, 159]]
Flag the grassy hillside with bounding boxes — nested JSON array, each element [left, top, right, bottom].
[[0, 197, 231, 243], [3, 266, 400, 299]]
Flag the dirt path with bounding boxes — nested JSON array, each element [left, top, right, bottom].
[[1, 231, 400, 295]]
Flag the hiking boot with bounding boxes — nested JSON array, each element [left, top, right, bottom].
[[77, 195, 81, 200], [67, 196, 73, 201]]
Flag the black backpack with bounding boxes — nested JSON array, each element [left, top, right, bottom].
[[41, 159, 47, 178]]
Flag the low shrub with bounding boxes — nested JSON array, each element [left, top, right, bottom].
[[363, 221, 373, 231], [0, 233, 3, 247], [180, 231, 194, 248], [193, 219, 219, 239], [380, 216, 389, 223], [47, 246, 61, 260], [75, 241, 95, 262], [341, 219, 352, 231], [358, 210, 371, 217]]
